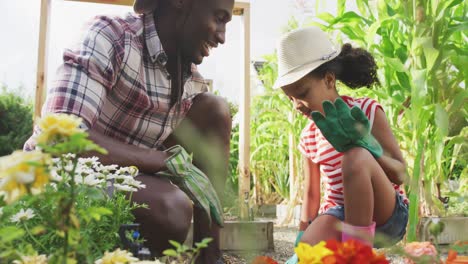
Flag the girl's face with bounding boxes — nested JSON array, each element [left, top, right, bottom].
[[281, 72, 339, 117]]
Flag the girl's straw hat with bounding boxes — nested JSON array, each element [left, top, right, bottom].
[[273, 26, 340, 89]]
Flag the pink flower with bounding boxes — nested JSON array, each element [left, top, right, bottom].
[[404, 242, 440, 264]]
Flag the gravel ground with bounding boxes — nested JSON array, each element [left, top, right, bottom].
[[222, 226, 296, 264]]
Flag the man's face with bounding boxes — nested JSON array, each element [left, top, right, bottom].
[[180, 0, 234, 65]]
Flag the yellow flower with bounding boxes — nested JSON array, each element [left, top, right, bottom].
[[36, 113, 84, 144], [12, 254, 48, 264], [295, 241, 334, 264], [0, 150, 51, 204], [95, 248, 139, 264]]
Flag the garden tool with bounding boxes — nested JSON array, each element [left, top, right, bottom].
[[311, 98, 383, 158], [285, 254, 299, 264], [294, 231, 304, 247], [158, 145, 224, 227], [341, 221, 376, 247]]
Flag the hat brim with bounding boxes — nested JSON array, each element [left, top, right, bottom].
[[273, 48, 340, 90], [273, 60, 325, 89]]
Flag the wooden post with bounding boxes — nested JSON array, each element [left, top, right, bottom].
[[35, 0, 52, 121], [236, 1, 251, 220]]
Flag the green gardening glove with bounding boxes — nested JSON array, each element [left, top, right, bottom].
[[158, 145, 224, 227], [311, 98, 383, 158]]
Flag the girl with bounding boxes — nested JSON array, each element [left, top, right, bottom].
[[273, 26, 409, 254]]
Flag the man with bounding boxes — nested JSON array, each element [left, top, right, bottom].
[[25, 0, 235, 262]]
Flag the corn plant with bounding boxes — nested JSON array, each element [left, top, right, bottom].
[[250, 53, 309, 205], [308, 0, 467, 241]]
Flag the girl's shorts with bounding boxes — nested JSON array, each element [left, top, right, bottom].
[[320, 191, 409, 247]]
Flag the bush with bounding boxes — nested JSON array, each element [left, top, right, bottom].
[[0, 90, 33, 156]]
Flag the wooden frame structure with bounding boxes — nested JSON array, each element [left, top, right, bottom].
[[36, 0, 252, 219]]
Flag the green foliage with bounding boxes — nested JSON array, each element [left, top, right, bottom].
[[311, 0, 467, 241], [0, 114, 146, 263], [0, 88, 33, 156], [161, 238, 212, 264], [249, 53, 308, 204]]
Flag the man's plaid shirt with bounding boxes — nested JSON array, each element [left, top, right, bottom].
[[26, 13, 207, 150]]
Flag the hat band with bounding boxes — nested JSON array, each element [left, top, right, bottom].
[[279, 50, 339, 78]]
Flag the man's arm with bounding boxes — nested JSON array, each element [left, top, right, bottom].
[[86, 129, 169, 173]]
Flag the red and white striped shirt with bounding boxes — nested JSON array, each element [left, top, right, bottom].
[[298, 96, 409, 213]]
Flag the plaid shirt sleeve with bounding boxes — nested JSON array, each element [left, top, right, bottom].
[[42, 16, 125, 128]]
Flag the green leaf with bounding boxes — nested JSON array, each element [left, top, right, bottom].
[[197, 237, 213, 247], [335, 11, 368, 24], [83, 206, 113, 222], [447, 90, 468, 114], [435, 0, 464, 20], [435, 104, 449, 137], [163, 249, 178, 257], [337, 0, 345, 16], [384, 57, 406, 72], [411, 69, 428, 106], [422, 44, 440, 72], [365, 21, 382, 46], [31, 225, 46, 235], [395, 72, 411, 91], [0, 226, 24, 242], [169, 240, 182, 249], [316, 12, 335, 24], [356, 0, 372, 19]]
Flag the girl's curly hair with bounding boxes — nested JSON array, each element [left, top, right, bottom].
[[310, 43, 379, 89]]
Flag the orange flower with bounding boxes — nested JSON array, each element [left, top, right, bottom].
[[324, 239, 389, 264], [445, 250, 468, 264], [251, 256, 278, 264]]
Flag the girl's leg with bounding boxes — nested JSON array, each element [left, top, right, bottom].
[[341, 147, 396, 227], [300, 215, 342, 245]]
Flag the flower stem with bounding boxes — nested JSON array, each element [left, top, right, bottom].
[[63, 157, 79, 263], [23, 222, 48, 253]]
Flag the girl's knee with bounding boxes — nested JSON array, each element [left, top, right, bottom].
[[342, 147, 374, 177]]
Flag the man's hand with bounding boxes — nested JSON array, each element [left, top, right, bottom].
[[311, 98, 383, 158]]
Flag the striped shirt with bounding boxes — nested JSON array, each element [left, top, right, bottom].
[[25, 12, 207, 151], [298, 96, 409, 213]]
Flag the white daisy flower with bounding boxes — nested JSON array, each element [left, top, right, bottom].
[[114, 184, 137, 192], [83, 175, 104, 187], [11, 208, 35, 223]]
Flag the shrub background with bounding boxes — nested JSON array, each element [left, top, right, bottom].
[[0, 87, 33, 156]]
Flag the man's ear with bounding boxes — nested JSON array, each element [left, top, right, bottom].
[[169, 0, 187, 10]]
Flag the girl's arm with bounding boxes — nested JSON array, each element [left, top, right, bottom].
[[371, 108, 407, 185], [299, 155, 321, 231]]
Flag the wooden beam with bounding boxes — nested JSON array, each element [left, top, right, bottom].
[[35, 0, 52, 121], [237, 1, 251, 220], [64, 0, 247, 14]]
